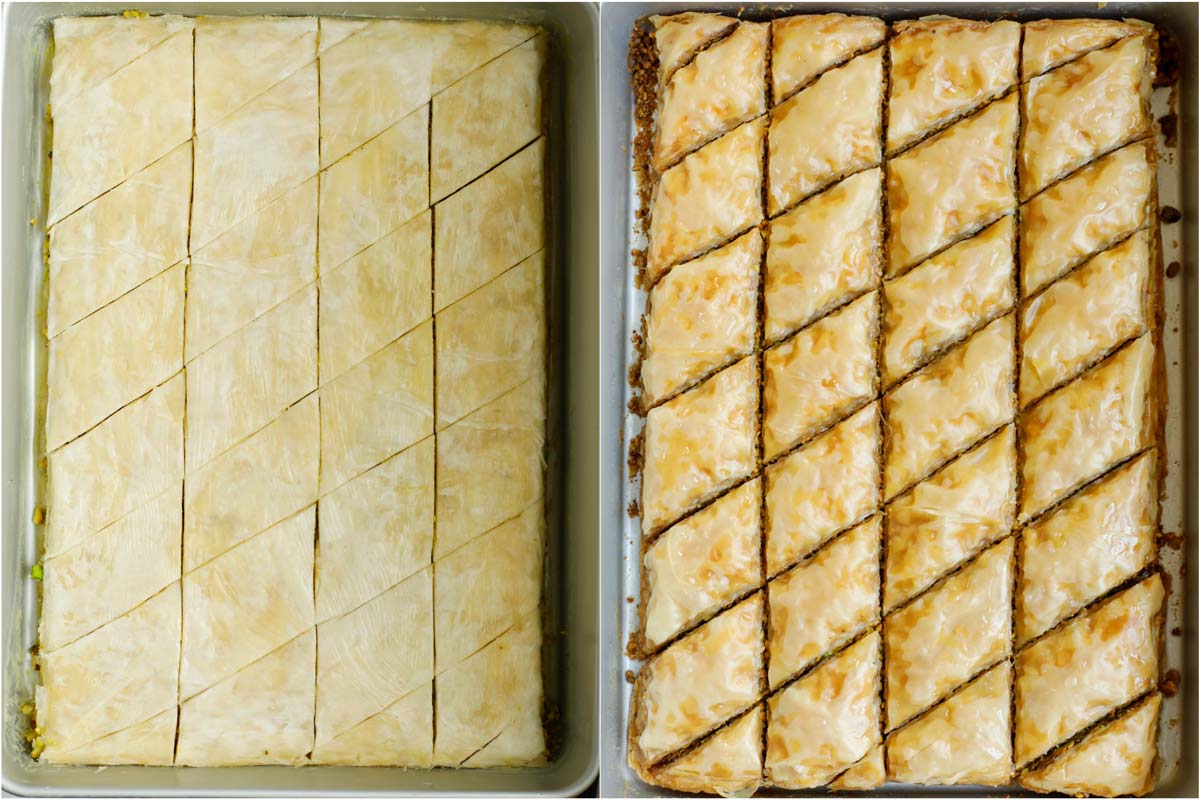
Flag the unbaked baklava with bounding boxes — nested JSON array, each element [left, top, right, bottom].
[[630, 12, 1168, 796], [37, 13, 548, 768]]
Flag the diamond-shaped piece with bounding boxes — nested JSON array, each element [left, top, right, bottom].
[[651, 13, 738, 86], [765, 167, 882, 344], [768, 48, 882, 215], [771, 14, 886, 103], [37, 583, 179, 759], [1014, 574, 1162, 766], [647, 119, 765, 285], [437, 251, 545, 429], [763, 291, 876, 459], [434, 138, 544, 311], [194, 16, 317, 132], [641, 357, 757, 537], [320, 319, 434, 492], [317, 436, 433, 622], [312, 684, 431, 766], [765, 402, 879, 573], [319, 105, 428, 275], [435, 379, 544, 558], [50, 14, 192, 109], [192, 63, 317, 249], [48, 142, 191, 338], [766, 631, 881, 789], [319, 210, 431, 384], [434, 609, 544, 766], [45, 708, 177, 767], [1020, 35, 1151, 198], [886, 661, 1012, 786], [432, 35, 544, 201], [768, 515, 880, 686], [41, 483, 180, 651], [45, 375, 184, 557], [642, 478, 760, 650], [885, 426, 1015, 611], [1020, 334, 1154, 521], [48, 28, 193, 224], [884, 537, 1012, 730], [642, 230, 760, 406], [1020, 692, 1160, 797], [887, 93, 1017, 275], [655, 22, 767, 172], [1020, 140, 1153, 296], [434, 504, 541, 671], [882, 215, 1014, 385], [887, 19, 1019, 153], [317, 568, 432, 748], [1018, 451, 1157, 644], [633, 594, 762, 764], [1022, 19, 1144, 78], [651, 706, 763, 795], [181, 510, 314, 700], [176, 630, 314, 766], [187, 179, 317, 361], [187, 285, 316, 472], [884, 314, 1014, 499], [1020, 230, 1151, 406], [47, 261, 184, 452]]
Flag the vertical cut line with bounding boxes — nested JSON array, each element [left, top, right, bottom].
[[755, 23, 773, 784], [1009, 24, 1026, 782], [876, 22, 893, 773], [311, 20, 323, 758], [172, 23, 198, 766], [429, 107, 439, 756]]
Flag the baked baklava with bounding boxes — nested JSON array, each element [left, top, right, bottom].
[[630, 12, 1167, 796]]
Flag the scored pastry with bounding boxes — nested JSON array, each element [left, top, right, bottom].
[[884, 538, 1013, 730], [766, 631, 882, 789], [1020, 230, 1152, 405], [650, 12, 738, 87], [767, 47, 882, 215], [1020, 34, 1152, 198], [884, 426, 1015, 611], [640, 230, 760, 407], [640, 479, 761, 651], [887, 18, 1019, 153], [882, 215, 1014, 385], [1022, 18, 1147, 78], [767, 515, 880, 687], [762, 291, 877, 459], [651, 706, 764, 795], [771, 14, 886, 103], [655, 21, 767, 171], [630, 594, 763, 769], [1020, 692, 1161, 797], [1018, 451, 1158, 644], [883, 314, 1014, 499], [1014, 574, 1163, 767], [640, 357, 757, 537], [886, 661, 1013, 785], [764, 166, 882, 344]]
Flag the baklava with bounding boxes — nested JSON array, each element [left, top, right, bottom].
[[630, 12, 1167, 795], [38, 13, 548, 767]]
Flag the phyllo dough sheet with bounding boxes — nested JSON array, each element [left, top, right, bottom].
[[629, 12, 1167, 796], [37, 13, 548, 768]]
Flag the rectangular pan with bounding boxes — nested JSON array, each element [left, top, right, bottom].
[[599, 3, 1197, 796], [1, 2, 598, 796]]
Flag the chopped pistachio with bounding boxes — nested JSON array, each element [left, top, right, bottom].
[[30, 563, 43, 581]]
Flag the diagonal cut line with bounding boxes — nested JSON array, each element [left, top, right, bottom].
[[1020, 132, 1154, 204], [766, 159, 882, 222], [658, 19, 740, 90], [459, 725, 508, 766], [886, 83, 1019, 159], [772, 40, 887, 107], [180, 625, 313, 705], [1016, 688, 1159, 775], [1016, 222, 1151, 316], [882, 303, 1016, 392], [48, 256, 186, 344], [887, 208, 1016, 282], [883, 654, 1010, 734], [51, 21, 182, 108], [39, 578, 181, 657], [1022, 32, 1143, 84], [316, 680, 431, 749]]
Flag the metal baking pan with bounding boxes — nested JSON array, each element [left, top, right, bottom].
[[0, 1, 598, 796], [599, 2, 1197, 796]]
